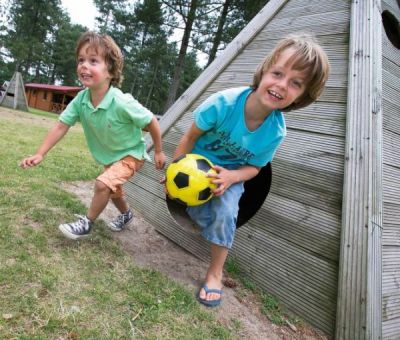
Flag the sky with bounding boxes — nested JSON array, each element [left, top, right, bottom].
[[59, 0, 207, 66], [61, 0, 99, 30]]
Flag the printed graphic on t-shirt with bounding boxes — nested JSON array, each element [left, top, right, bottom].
[[204, 130, 255, 164]]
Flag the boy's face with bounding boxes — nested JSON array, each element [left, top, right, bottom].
[[77, 43, 111, 91], [255, 48, 307, 112]]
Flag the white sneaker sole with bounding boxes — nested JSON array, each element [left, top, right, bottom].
[[58, 224, 91, 240]]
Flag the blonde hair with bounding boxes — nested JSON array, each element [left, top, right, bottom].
[[252, 33, 330, 111], [76, 31, 124, 87]]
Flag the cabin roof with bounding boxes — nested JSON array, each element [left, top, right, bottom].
[[25, 83, 82, 93]]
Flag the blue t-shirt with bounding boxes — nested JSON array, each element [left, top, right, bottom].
[[192, 87, 286, 168]]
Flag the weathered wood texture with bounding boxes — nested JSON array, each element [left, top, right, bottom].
[[125, 0, 351, 335], [0, 72, 28, 111], [336, 1, 384, 339], [381, 1, 400, 339]]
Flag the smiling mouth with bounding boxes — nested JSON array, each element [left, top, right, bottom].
[[268, 90, 283, 100]]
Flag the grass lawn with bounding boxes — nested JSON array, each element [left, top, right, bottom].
[[0, 109, 232, 339], [28, 107, 61, 120]]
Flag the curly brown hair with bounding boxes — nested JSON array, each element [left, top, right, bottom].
[[75, 31, 124, 87], [252, 33, 330, 111]]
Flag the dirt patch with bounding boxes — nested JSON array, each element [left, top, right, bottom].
[[62, 180, 329, 340]]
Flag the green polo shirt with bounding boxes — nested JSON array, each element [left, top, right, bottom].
[[60, 86, 152, 165]]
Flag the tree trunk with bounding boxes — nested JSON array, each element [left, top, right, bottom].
[[146, 61, 159, 108], [50, 64, 56, 84], [206, 0, 232, 67], [34, 62, 41, 82], [163, 0, 198, 112]]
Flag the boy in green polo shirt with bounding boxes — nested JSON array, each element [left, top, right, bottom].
[[20, 32, 166, 240]]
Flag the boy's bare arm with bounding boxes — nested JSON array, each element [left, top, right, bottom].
[[146, 116, 166, 169], [20, 121, 70, 168], [173, 123, 204, 159], [210, 165, 260, 197]]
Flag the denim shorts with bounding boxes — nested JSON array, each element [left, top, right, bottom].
[[186, 181, 244, 249]]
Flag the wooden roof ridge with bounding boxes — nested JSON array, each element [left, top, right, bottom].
[[25, 83, 83, 92]]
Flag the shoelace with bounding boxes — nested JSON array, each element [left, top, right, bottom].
[[72, 214, 90, 231], [117, 214, 126, 224]]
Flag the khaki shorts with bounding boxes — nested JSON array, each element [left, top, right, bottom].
[[97, 156, 144, 199]]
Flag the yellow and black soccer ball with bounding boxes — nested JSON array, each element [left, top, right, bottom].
[[166, 153, 217, 206]]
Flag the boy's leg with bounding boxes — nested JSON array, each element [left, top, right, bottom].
[[111, 196, 129, 214], [87, 179, 112, 221], [199, 244, 229, 302], [187, 181, 244, 306], [99, 156, 143, 213], [58, 179, 111, 239], [97, 156, 144, 231], [58, 157, 140, 239], [108, 195, 133, 231], [58, 180, 110, 240]]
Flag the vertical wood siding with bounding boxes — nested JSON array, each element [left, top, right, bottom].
[[336, 1, 384, 339], [125, 0, 350, 335], [382, 1, 400, 338]]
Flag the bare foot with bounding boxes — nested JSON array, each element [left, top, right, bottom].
[[199, 275, 222, 302]]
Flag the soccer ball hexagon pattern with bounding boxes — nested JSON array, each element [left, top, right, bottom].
[[166, 153, 217, 206]]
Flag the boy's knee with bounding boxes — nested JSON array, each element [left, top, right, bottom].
[[94, 179, 111, 193]]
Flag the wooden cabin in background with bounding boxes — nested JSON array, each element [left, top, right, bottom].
[[25, 83, 82, 113], [125, 0, 400, 338]]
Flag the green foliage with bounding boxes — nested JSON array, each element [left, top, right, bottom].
[[0, 60, 14, 85], [4, 0, 64, 81], [193, 0, 270, 66], [1, 0, 268, 113], [261, 293, 285, 324], [49, 21, 86, 85], [0, 109, 233, 338], [225, 256, 242, 278]]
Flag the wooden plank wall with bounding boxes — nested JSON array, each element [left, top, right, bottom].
[[0, 72, 28, 111], [382, 1, 400, 339], [335, 1, 384, 338], [125, 0, 350, 335]]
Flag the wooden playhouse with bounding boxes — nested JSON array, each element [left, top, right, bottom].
[[25, 83, 82, 113], [125, 0, 400, 338], [0, 72, 29, 111]]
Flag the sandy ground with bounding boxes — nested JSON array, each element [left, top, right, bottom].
[[62, 181, 328, 340], [2, 107, 328, 339]]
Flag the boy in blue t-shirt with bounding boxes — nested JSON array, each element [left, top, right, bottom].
[[172, 34, 330, 307], [20, 32, 166, 239]]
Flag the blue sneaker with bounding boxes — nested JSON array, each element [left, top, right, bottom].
[[59, 214, 92, 240], [108, 210, 133, 231]]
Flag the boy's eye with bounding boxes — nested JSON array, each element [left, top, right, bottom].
[[292, 80, 304, 89], [90, 58, 98, 64], [292, 81, 301, 88]]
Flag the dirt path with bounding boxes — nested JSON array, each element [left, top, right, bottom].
[[62, 180, 328, 340]]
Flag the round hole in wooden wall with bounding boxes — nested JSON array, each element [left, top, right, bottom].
[[237, 163, 272, 227], [166, 163, 272, 233], [382, 10, 400, 49]]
